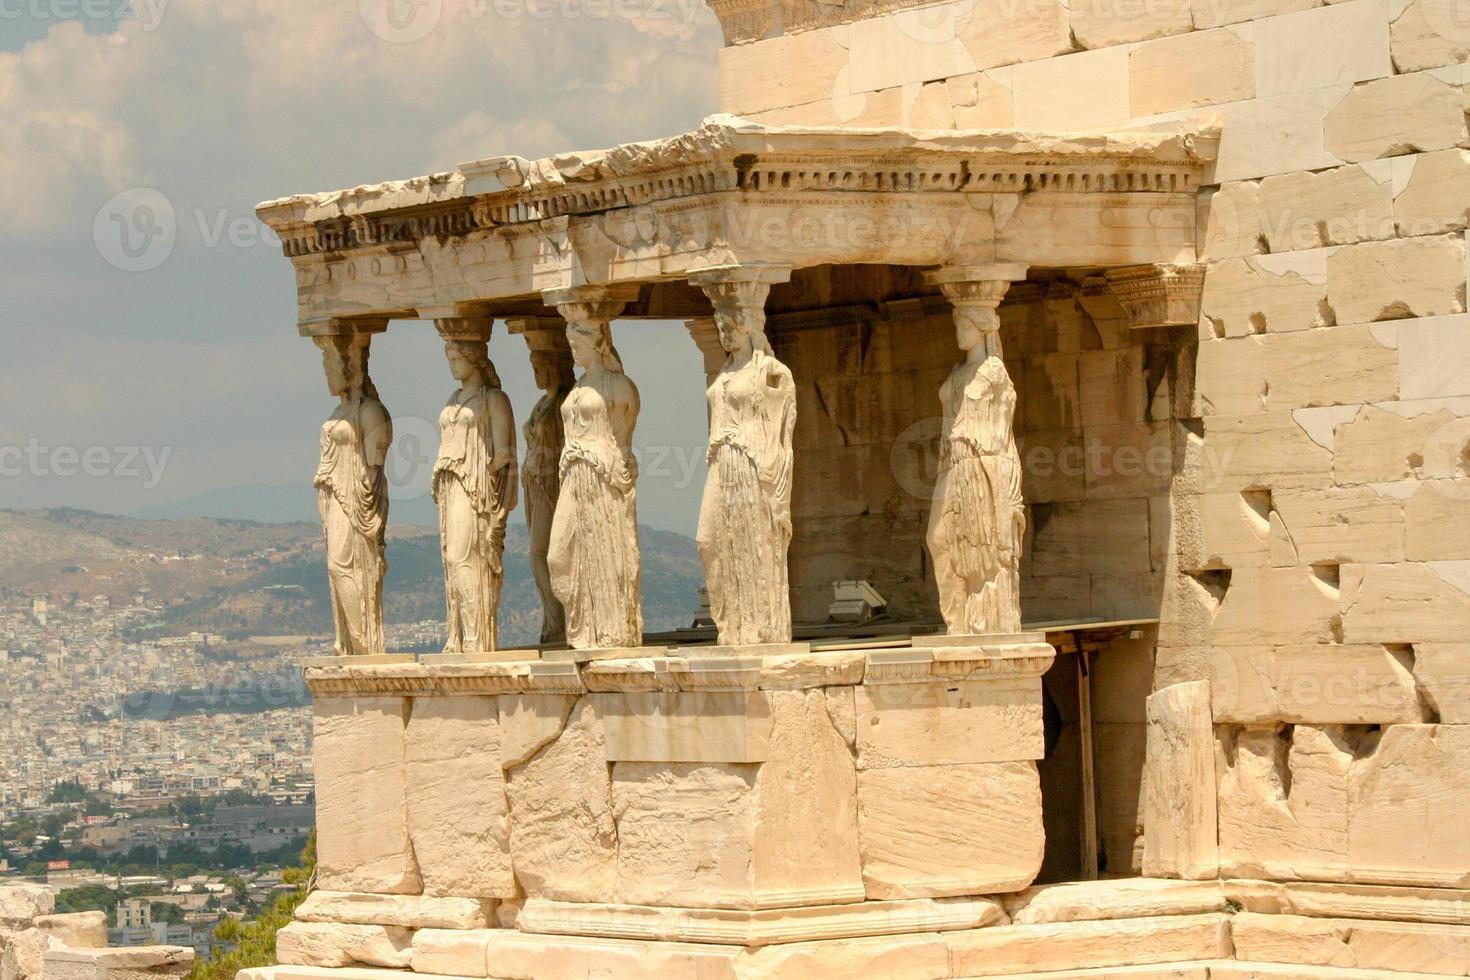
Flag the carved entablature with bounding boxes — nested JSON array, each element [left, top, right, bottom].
[[256, 115, 1217, 330]]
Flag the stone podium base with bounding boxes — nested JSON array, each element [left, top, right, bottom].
[[255, 878, 1470, 979]]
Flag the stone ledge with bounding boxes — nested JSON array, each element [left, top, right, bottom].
[[42, 947, 193, 969], [1004, 880, 1228, 925], [513, 895, 1006, 946], [303, 638, 1056, 697], [295, 893, 495, 931], [1225, 879, 1470, 927]]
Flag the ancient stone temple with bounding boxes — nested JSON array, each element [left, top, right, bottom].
[[240, 2, 1470, 977]]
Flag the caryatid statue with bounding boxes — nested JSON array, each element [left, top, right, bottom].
[[543, 287, 644, 650], [430, 317, 517, 654], [924, 266, 1029, 636], [312, 324, 392, 656], [689, 266, 797, 646], [509, 317, 576, 646]]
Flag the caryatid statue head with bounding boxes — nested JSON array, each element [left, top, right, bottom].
[[953, 302, 1002, 358], [707, 280, 774, 356], [316, 332, 379, 400], [565, 317, 625, 375], [444, 339, 501, 390]]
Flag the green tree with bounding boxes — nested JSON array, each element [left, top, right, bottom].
[[190, 833, 315, 980]]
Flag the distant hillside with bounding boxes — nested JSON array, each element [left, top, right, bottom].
[[0, 508, 704, 648]]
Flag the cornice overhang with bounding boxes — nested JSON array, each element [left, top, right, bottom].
[[254, 114, 1218, 325]]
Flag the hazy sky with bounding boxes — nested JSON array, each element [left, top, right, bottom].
[[0, 0, 723, 533]]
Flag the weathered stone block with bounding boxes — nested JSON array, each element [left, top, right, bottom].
[[404, 696, 513, 899], [1200, 180, 1266, 262], [1071, 0, 1193, 49], [1391, 0, 1470, 74], [1201, 253, 1331, 338], [1218, 724, 1354, 880], [854, 678, 1043, 767], [954, 0, 1073, 73], [1220, 723, 1470, 887], [409, 928, 493, 978], [1340, 561, 1470, 644], [1327, 234, 1467, 323], [1131, 27, 1255, 117], [1325, 71, 1468, 162], [1262, 324, 1398, 410], [1233, 911, 1470, 974], [1257, 165, 1396, 250], [856, 761, 1043, 899], [1003, 879, 1226, 925], [1210, 645, 1423, 724], [1142, 682, 1219, 880], [1396, 150, 1470, 236], [1192, 0, 1317, 28], [1395, 313, 1470, 399], [503, 697, 617, 903], [295, 892, 492, 930], [1271, 485, 1406, 566], [1332, 403, 1468, 484], [275, 922, 413, 970], [31, 913, 105, 950], [1211, 566, 1341, 646], [718, 29, 850, 115], [1254, 0, 1392, 98], [611, 689, 862, 910], [1348, 724, 1470, 887], [946, 70, 1014, 128], [944, 914, 1232, 976], [0, 886, 53, 927], [597, 691, 773, 763], [313, 696, 420, 894], [1193, 336, 1267, 416], [1011, 46, 1133, 132]]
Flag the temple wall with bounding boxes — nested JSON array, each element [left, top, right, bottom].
[[729, 0, 1470, 890]]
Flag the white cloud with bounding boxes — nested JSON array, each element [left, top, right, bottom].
[[0, 0, 722, 524]]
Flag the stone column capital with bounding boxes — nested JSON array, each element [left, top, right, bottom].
[[299, 316, 388, 340], [416, 304, 494, 342], [925, 265, 1028, 342], [1100, 263, 1206, 330], [923, 264, 1030, 318], [542, 283, 639, 324]]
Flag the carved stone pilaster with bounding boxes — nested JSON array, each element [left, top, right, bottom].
[[1101, 263, 1206, 330], [688, 264, 798, 647], [923, 265, 1029, 637]]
